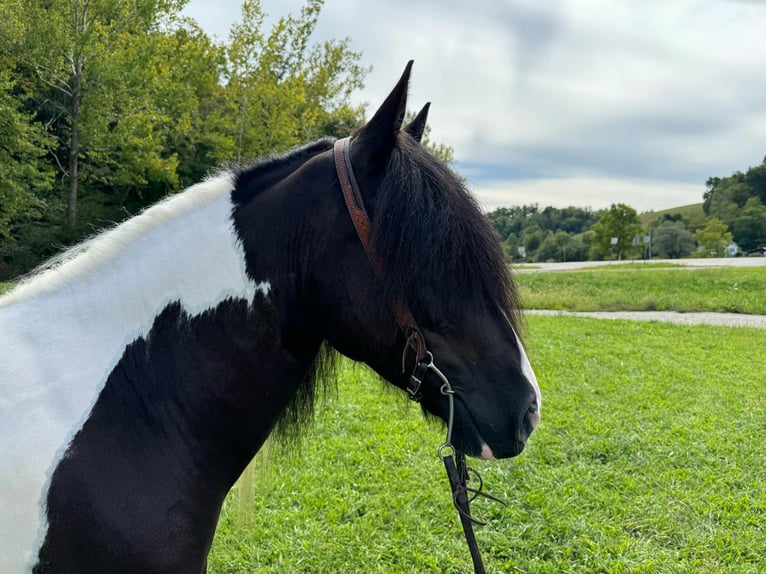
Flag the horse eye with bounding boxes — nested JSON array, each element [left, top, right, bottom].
[[431, 322, 453, 336]]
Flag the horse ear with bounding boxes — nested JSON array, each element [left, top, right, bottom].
[[351, 60, 412, 176], [403, 102, 430, 143]]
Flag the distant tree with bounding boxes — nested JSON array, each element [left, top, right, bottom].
[[732, 197, 766, 251], [652, 220, 695, 259], [589, 203, 643, 260], [693, 217, 733, 257], [703, 157, 766, 235], [535, 231, 572, 262]]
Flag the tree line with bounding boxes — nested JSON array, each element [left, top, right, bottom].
[[486, 156, 766, 263]]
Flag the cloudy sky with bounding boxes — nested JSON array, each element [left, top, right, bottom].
[[181, 0, 766, 212]]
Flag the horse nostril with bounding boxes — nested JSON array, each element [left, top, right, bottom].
[[527, 401, 540, 430]]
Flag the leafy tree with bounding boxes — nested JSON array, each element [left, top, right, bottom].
[[589, 203, 643, 260], [1, 0, 188, 229], [536, 231, 572, 262], [732, 197, 766, 251], [0, 68, 55, 276], [693, 217, 733, 257], [0, 0, 371, 277], [225, 0, 367, 160], [487, 204, 597, 261], [652, 220, 695, 259]]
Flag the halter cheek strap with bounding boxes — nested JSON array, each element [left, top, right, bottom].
[[333, 137, 427, 398]]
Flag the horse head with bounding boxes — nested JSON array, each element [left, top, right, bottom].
[[310, 62, 541, 459]]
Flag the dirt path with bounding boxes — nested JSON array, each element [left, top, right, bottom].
[[526, 309, 766, 329]]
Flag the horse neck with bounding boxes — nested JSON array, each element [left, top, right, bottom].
[[2, 173, 315, 490]]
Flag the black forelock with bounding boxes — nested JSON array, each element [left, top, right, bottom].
[[369, 134, 523, 334]]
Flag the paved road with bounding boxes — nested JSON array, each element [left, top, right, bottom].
[[519, 257, 766, 328]]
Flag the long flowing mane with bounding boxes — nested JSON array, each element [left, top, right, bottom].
[[371, 134, 522, 335]]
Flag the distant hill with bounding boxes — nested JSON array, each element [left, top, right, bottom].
[[640, 203, 706, 228]]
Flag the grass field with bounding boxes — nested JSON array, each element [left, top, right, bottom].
[[208, 316, 766, 573], [640, 203, 706, 228], [515, 266, 766, 314]]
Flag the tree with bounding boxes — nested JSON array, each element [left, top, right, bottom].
[[732, 197, 766, 251], [693, 217, 733, 257], [652, 220, 695, 259], [589, 203, 643, 260], [225, 0, 367, 160], [0, 0, 371, 277], [1, 0, 191, 229], [0, 68, 55, 276]]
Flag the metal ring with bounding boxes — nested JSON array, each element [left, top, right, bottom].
[[438, 443, 456, 458]]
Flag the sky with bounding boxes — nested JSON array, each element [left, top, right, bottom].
[[181, 0, 766, 213]]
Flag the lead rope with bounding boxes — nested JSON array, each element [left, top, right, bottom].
[[419, 356, 504, 574]]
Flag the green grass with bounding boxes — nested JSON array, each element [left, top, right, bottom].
[[0, 283, 11, 295], [515, 266, 766, 314], [208, 317, 766, 573], [640, 203, 706, 227]]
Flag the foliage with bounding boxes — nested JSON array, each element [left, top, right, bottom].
[[651, 219, 695, 259], [704, 156, 766, 249], [693, 217, 734, 258], [731, 197, 766, 251], [515, 265, 766, 314], [208, 318, 766, 572], [0, 0, 369, 279], [225, 0, 367, 160], [588, 203, 643, 260], [0, 68, 55, 276], [486, 205, 598, 262]]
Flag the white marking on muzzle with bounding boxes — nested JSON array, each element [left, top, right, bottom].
[[513, 329, 541, 414]]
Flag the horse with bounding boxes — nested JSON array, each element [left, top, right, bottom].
[[0, 61, 541, 573]]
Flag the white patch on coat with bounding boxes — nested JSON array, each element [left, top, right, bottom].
[[514, 329, 541, 412], [0, 172, 262, 572]]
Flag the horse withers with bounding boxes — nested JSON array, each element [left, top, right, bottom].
[[0, 62, 540, 573]]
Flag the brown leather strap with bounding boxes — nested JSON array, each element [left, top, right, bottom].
[[333, 138, 424, 348]]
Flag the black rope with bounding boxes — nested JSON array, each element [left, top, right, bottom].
[[443, 452, 486, 574]]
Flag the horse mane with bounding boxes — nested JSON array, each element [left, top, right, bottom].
[[231, 137, 335, 204], [371, 134, 523, 336]]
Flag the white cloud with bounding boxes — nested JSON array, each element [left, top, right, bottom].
[[181, 0, 766, 211]]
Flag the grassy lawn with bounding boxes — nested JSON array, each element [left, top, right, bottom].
[[515, 266, 766, 314], [208, 316, 766, 573]]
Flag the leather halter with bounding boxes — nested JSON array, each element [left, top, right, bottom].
[[333, 136, 491, 573], [333, 137, 427, 399]]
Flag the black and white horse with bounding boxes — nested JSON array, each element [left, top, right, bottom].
[[0, 62, 540, 573]]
